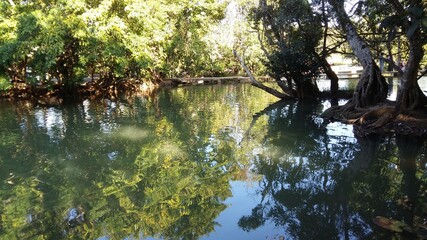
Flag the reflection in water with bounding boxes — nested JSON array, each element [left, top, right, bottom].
[[0, 84, 426, 239], [396, 135, 423, 228], [239, 100, 427, 239], [34, 107, 66, 142], [115, 126, 150, 140]]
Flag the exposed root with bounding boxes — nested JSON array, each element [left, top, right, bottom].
[[323, 104, 427, 136], [350, 106, 396, 126], [321, 101, 370, 121]]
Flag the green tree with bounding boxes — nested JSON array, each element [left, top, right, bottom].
[[246, 0, 323, 99], [234, 0, 343, 100], [383, 0, 427, 110], [0, 0, 232, 98], [323, 0, 427, 126], [163, 0, 226, 77], [0, 0, 86, 89]]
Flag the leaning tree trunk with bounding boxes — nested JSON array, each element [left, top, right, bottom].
[[396, 49, 426, 111], [233, 50, 293, 99], [394, 2, 427, 111], [326, 0, 388, 111], [317, 56, 339, 96]]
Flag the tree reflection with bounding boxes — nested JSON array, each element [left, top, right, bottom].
[[239, 100, 427, 239], [97, 137, 234, 239], [3, 85, 427, 239], [240, 100, 357, 238], [395, 135, 423, 227], [0, 84, 278, 239]]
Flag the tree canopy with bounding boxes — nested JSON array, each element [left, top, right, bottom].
[[0, 0, 246, 97]]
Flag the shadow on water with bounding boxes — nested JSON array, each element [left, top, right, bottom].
[[239, 100, 427, 239]]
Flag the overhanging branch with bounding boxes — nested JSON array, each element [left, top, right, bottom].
[[233, 50, 292, 99]]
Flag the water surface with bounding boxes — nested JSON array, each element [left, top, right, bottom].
[[0, 83, 426, 239]]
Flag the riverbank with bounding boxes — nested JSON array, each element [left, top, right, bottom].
[[0, 79, 159, 106], [0, 77, 354, 105]]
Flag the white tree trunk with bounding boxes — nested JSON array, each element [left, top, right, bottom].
[[328, 0, 388, 108]]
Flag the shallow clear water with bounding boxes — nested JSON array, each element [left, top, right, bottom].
[[0, 83, 426, 239]]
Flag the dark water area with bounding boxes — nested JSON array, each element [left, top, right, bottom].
[[0, 83, 427, 239]]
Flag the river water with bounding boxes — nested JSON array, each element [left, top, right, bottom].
[[0, 82, 426, 239]]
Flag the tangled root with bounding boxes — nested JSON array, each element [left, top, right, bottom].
[[323, 101, 427, 136], [349, 106, 396, 127]]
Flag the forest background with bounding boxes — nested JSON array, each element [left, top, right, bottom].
[[0, 0, 260, 97], [0, 0, 426, 112]]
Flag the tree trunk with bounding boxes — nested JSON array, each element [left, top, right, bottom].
[[319, 0, 339, 96], [352, 60, 388, 108], [233, 50, 293, 99], [295, 77, 319, 99], [327, 0, 388, 109], [394, 8, 427, 111], [383, 0, 427, 111], [318, 57, 339, 95]]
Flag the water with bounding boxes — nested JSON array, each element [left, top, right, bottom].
[[318, 76, 427, 100], [0, 83, 426, 239]]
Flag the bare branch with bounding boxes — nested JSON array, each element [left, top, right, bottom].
[[381, 57, 403, 75], [233, 50, 292, 99]]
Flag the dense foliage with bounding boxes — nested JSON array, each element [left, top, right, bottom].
[[1, 0, 425, 103], [250, 0, 324, 98], [0, 0, 246, 93]]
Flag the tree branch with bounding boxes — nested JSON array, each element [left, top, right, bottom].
[[233, 50, 292, 99], [386, 0, 405, 14], [381, 57, 403, 75]]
